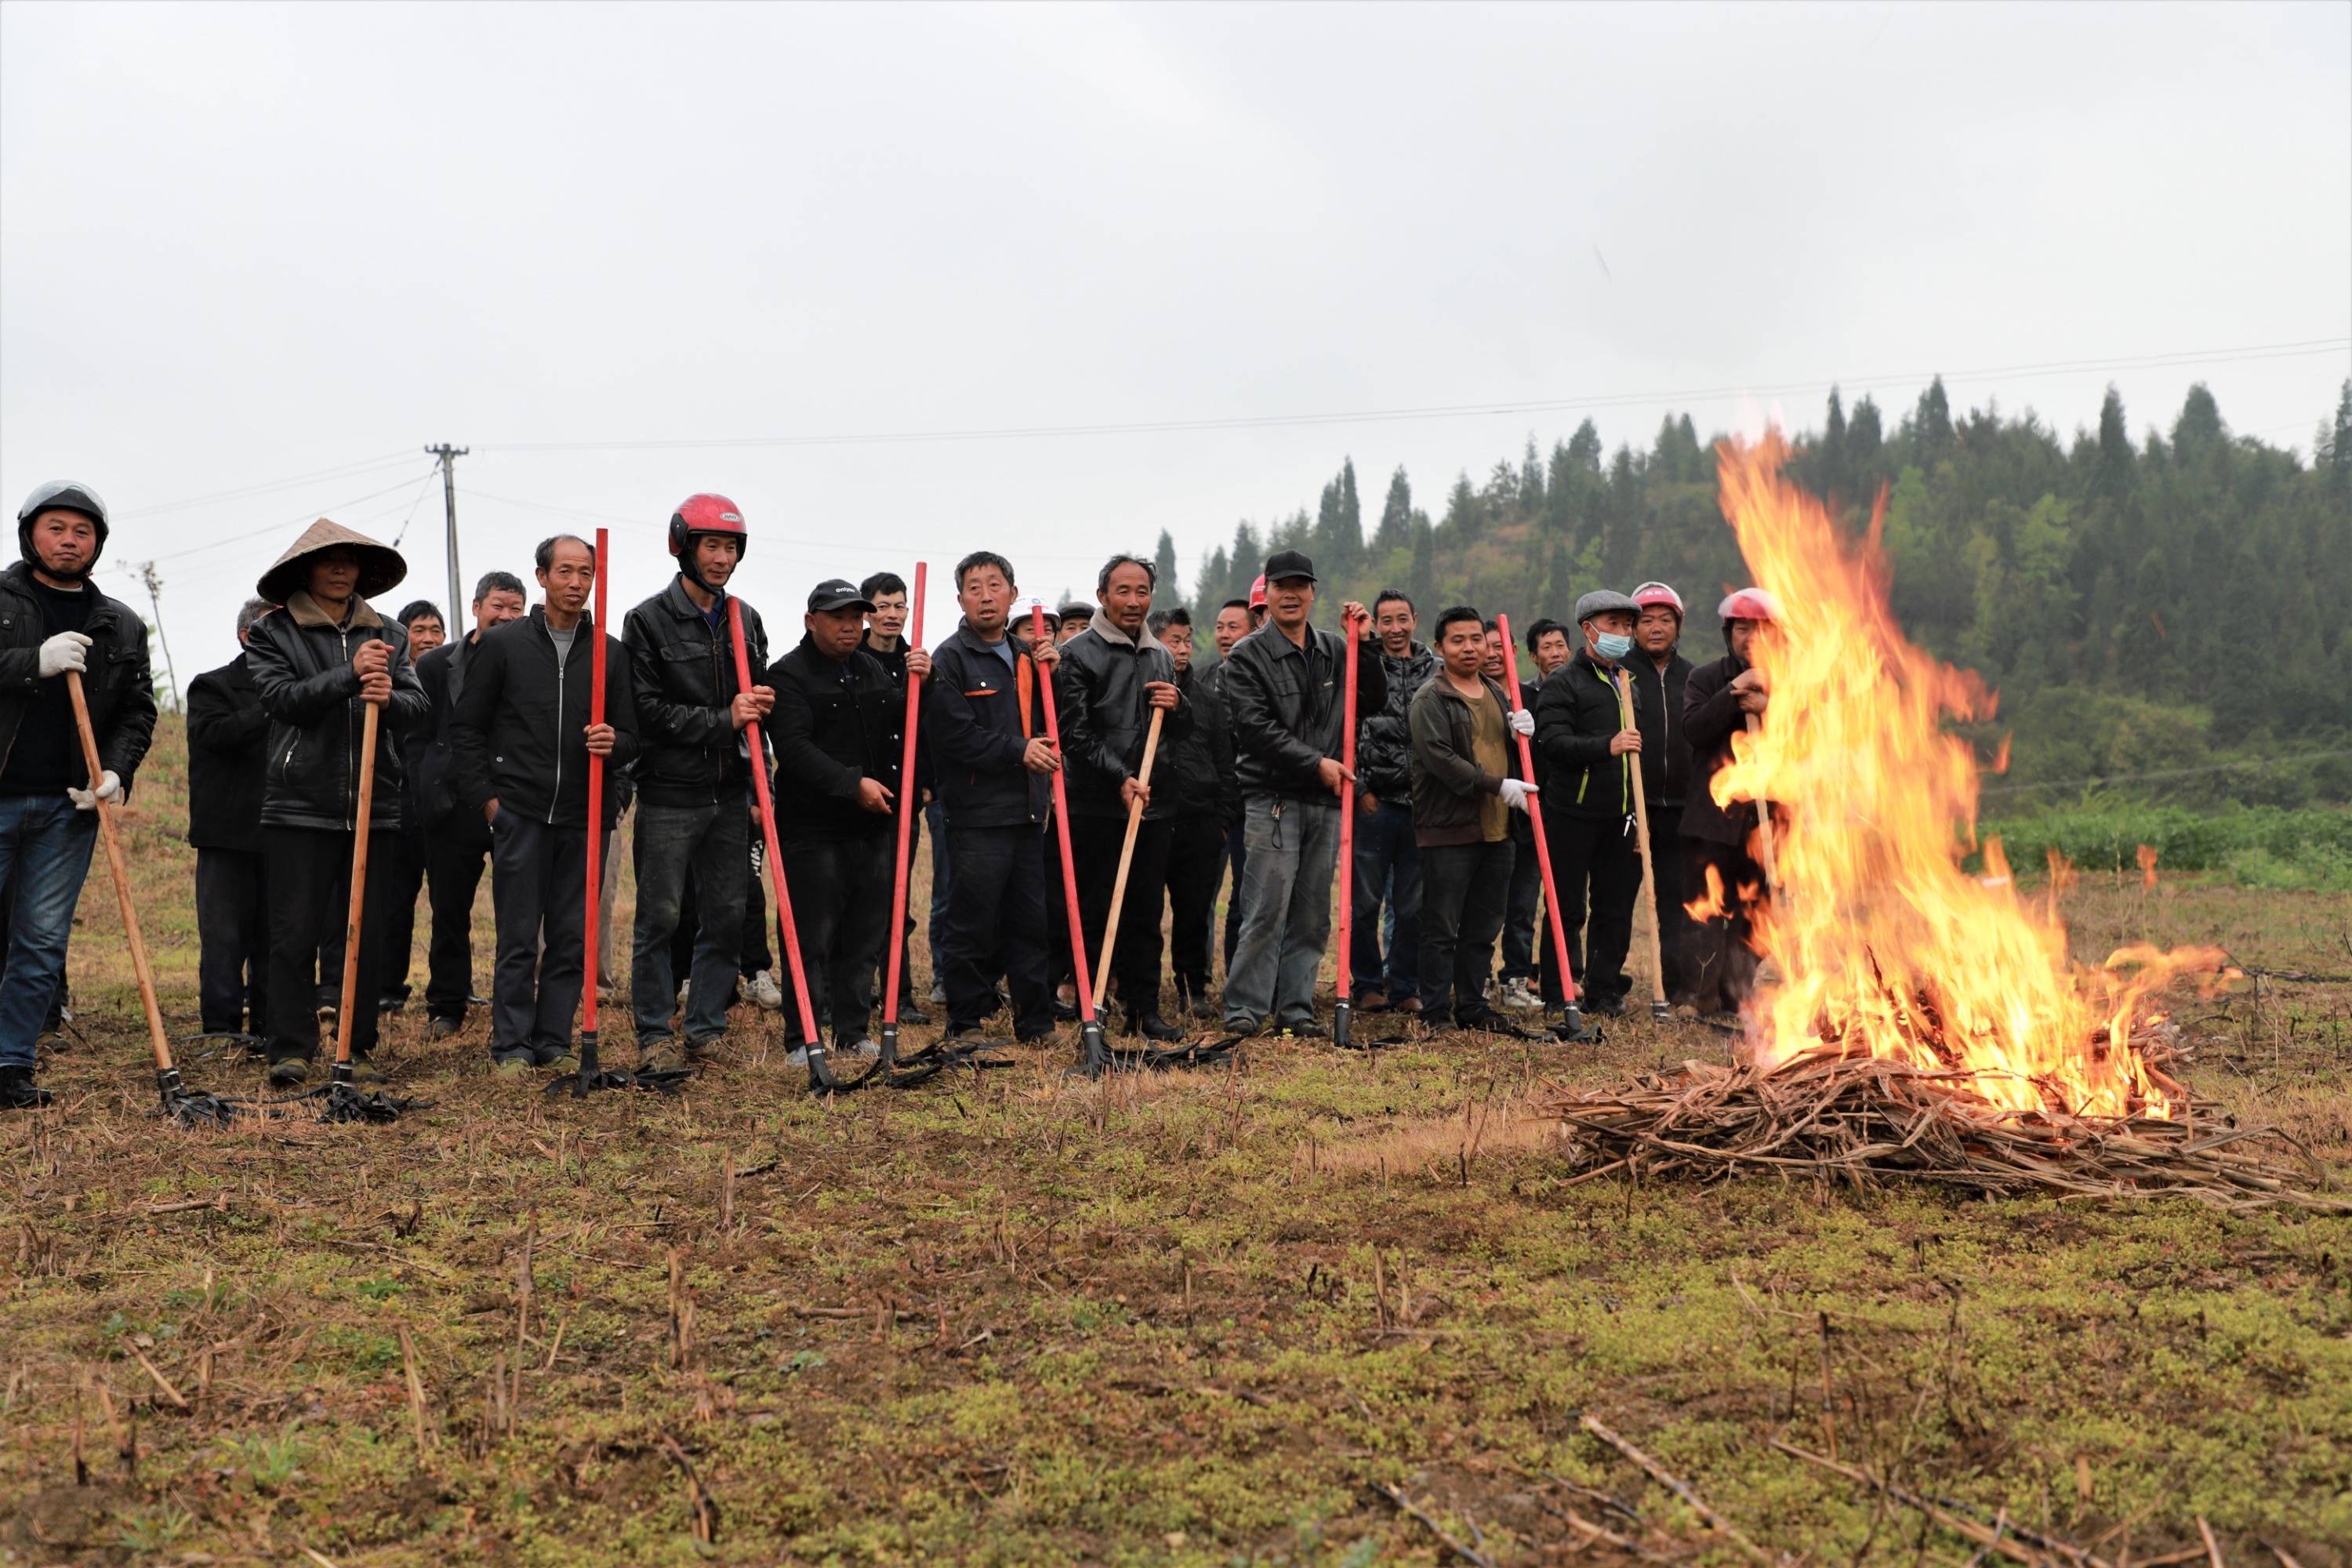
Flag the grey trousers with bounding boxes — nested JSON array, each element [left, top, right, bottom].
[[1222, 793, 1341, 1030], [631, 796, 750, 1044]]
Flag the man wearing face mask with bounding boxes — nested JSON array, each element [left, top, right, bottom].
[[1531, 589, 1645, 1018], [0, 482, 158, 1109]]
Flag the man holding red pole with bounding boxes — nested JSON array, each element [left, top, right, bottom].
[[763, 579, 922, 1064], [451, 535, 635, 1075], [1219, 550, 1381, 1038]]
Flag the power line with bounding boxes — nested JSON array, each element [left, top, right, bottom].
[[111, 449, 416, 519], [145, 470, 441, 562], [476, 336, 2350, 455]]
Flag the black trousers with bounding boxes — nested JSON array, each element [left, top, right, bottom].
[[488, 812, 603, 1058], [1499, 824, 1539, 982], [1070, 811, 1174, 1017], [1044, 827, 1073, 993], [375, 831, 426, 1004], [1163, 814, 1225, 991], [1538, 811, 1641, 1009], [1644, 803, 1689, 1003], [424, 813, 492, 1022], [194, 847, 269, 1034], [1417, 839, 1515, 1027], [263, 825, 398, 1061], [938, 823, 1055, 1038], [875, 804, 924, 1005], [1682, 837, 1763, 1014], [776, 833, 893, 1046], [1222, 819, 1247, 973]]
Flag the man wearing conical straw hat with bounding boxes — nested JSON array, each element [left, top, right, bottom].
[[242, 518, 428, 1087]]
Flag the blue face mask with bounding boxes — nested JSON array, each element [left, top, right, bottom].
[[1594, 631, 1633, 662]]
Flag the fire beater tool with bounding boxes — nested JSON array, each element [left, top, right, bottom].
[[319, 698, 421, 1122], [1033, 603, 1114, 1076], [1494, 615, 1595, 1044]]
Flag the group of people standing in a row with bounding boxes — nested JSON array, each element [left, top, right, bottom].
[[0, 481, 1778, 1109]]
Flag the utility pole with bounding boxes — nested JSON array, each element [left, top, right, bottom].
[[426, 443, 470, 641], [130, 560, 181, 712]]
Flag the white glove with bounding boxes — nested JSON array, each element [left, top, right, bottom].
[[68, 771, 121, 811], [1508, 708, 1534, 737], [1498, 777, 1537, 812], [38, 631, 92, 677]]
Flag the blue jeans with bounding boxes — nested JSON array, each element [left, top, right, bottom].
[[1348, 798, 1420, 995], [1224, 794, 1341, 1030], [0, 794, 97, 1069], [631, 797, 751, 1045]]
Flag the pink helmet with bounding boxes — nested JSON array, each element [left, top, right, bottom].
[[1632, 581, 1684, 619], [1717, 587, 1780, 622]]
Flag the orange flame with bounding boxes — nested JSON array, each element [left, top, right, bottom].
[[1712, 437, 2224, 1120], [1685, 862, 1729, 922], [2137, 844, 2160, 890]]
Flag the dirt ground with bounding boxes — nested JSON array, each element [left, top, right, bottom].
[[3, 726, 2347, 1566]]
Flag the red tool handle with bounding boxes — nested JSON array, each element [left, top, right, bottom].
[[582, 528, 608, 1034], [881, 563, 927, 1025], [1494, 614, 1578, 1005], [1335, 608, 1360, 1003], [730, 596, 824, 1050], [1031, 604, 1097, 1026]]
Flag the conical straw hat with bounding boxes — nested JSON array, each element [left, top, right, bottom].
[[256, 517, 408, 604]]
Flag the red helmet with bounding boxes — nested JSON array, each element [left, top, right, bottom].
[[1632, 581, 1684, 619], [668, 492, 747, 562], [1717, 587, 1780, 622], [1249, 574, 1268, 608]]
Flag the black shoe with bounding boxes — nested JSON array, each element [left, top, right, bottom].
[[1127, 1011, 1184, 1043], [426, 1014, 463, 1041], [1181, 978, 1218, 1020], [0, 1065, 53, 1109], [267, 1054, 313, 1088], [376, 994, 408, 1015], [1585, 995, 1628, 1018], [895, 1003, 932, 1027], [467, 993, 492, 1008], [1053, 996, 1079, 1022], [1279, 1021, 1327, 1040]]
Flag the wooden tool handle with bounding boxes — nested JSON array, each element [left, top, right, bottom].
[[1090, 704, 1164, 1007], [336, 698, 381, 1066], [65, 671, 174, 1073], [1613, 670, 1668, 1011]]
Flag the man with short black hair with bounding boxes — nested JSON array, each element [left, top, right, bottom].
[[1351, 589, 1432, 1014], [1628, 583, 1694, 1004], [0, 482, 158, 1109], [368, 599, 452, 1014], [411, 570, 528, 1038], [187, 597, 276, 1039], [1532, 589, 1646, 1017], [1410, 607, 1537, 1029], [1057, 554, 1190, 1039], [1495, 615, 1568, 1011], [1147, 606, 1228, 1017], [396, 602, 446, 658], [927, 551, 1063, 1046], [1221, 550, 1381, 1036], [453, 535, 637, 1074]]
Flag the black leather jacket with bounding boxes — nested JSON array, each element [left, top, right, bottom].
[[245, 596, 428, 833], [1155, 661, 1229, 821], [1052, 622, 1192, 821], [926, 619, 1051, 831], [1624, 651, 1693, 811], [1222, 620, 1387, 804], [1356, 641, 1435, 801], [765, 633, 898, 840], [0, 563, 156, 797], [451, 608, 637, 831], [622, 578, 770, 808], [1533, 650, 1642, 823], [185, 655, 267, 852]]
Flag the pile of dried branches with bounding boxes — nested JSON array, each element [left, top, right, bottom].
[[1546, 1041, 2343, 1212]]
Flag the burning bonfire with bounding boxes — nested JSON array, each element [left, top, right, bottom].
[[1550, 437, 2336, 1210]]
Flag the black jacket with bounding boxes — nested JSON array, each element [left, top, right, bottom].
[[862, 637, 933, 802], [185, 654, 268, 852], [245, 594, 427, 833], [1356, 641, 1436, 801], [451, 608, 637, 831], [926, 619, 1051, 831], [1624, 652, 1694, 811], [0, 562, 156, 797], [766, 633, 898, 840], [1156, 661, 1229, 822], [1222, 620, 1388, 804], [1406, 673, 1523, 848], [622, 578, 771, 808], [1534, 650, 1640, 823], [1682, 652, 1777, 848], [1053, 622, 1193, 821]]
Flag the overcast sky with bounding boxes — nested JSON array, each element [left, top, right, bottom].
[[4, 0, 2346, 684]]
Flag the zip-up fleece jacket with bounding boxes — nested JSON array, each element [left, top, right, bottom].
[[246, 592, 428, 833], [1406, 673, 1523, 848], [185, 655, 267, 852], [926, 619, 1051, 831], [1222, 620, 1388, 804], [450, 607, 637, 831], [764, 633, 898, 841], [1681, 652, 1780, 848], [1356, 641, 1436, 801], [1155, 661, 1230, 822], [1533, 649, 1642, 824], [622, 578, 770, 809], [0, 562, 156, 797], [1624, 651, 1693, 811], [1053, 620, 1192, 822]]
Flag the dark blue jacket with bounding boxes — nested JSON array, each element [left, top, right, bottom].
[[925, 619, 1050, 832]]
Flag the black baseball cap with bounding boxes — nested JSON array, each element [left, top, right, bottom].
[[1262, 549, 1317, 585], [807, 579, 876, 614]]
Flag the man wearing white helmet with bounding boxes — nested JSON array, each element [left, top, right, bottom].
[[1530, 588, 1646, 1018], [1626, 583, 1695, 1006], [0, 482, 158, 1109], [1679, 588, 1780, 1017]]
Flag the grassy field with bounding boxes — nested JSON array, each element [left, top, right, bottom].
[[5, 723, 2349, 1566]]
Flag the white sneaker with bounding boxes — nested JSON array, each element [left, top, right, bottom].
[[786, 1044, 811, 1069], [840, 1037, 881, 1058], [927, 981, 946, 1006], [748, 971, 785, 1011], [1500, 978, 1542, 1012]]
